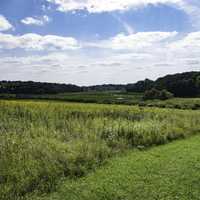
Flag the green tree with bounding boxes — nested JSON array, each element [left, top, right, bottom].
[[159, 89, 174, 100], [143, 88, 173, 100]]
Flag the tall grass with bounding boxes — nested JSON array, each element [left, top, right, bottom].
[[140, 97, 200, 110], [1, 100, 200, 199]]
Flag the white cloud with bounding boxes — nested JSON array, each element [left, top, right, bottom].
[[0, 15, 13, 31], [0, 33, 80, 51], [170, 31, 200, 49], [1, 31, 200, 85], [46, 0, 200, 29], [0, 31, 177, 52], [46, 0, 182, 13], [89, 31, 177, 50], [176, 1, 200, 28], [168, 32, 200, 60], [21, 15, 51, 26]]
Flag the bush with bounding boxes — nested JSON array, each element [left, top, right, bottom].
[[143, 88, 174, 100]]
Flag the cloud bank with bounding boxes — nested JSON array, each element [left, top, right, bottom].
[[1, 31, 200, 85], [0, 33, 80, 51], [91, 32, 178, 50]]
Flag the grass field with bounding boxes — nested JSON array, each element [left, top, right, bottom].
[[2, 92, 200, 110], [0, 92, 142, 105], [1, 100, 200, 199], [37, 135, 200, 200], [141, 97, 200, 110]]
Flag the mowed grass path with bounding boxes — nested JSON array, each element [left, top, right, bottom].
[[38, 135, 200, 200]]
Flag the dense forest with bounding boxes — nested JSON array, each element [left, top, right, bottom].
[[127, 71, 200, 97], [0, 81, 82, 94], [1, 71, 200, 97]]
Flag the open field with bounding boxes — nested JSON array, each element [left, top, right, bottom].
[[1, 100, 200, 199], [2, 92, 200, 110], [2, 0, 200, 199], [0, 92, 142, 105]]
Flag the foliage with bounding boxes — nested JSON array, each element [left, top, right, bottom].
[[159, 89, 174, 100], [143, 88, 160, 100], [139, 97, 200, 110], [1, 100, 200, 199], [127, 71, 200, 97], [143, 88, 174, 100], [126, 79, 154, 93], [0, 81, 82, 94], [155, 72, 200, 97]]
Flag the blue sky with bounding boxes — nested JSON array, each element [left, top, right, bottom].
[[0, 0, 200, 85]]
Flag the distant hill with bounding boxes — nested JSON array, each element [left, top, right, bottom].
[[127, 71, 200, 97], [155, 72, 200, 97], [0, 81, 82, 94], [1, 71, 200, 97]]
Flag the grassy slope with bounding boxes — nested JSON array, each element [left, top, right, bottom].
[[37, 135, 200, 200]]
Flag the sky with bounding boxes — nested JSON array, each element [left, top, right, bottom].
[[0, 0, 200, 85]]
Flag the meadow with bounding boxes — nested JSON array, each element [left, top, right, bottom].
[[2, 92, 200, 110], [1, 100, 200, 199], [0, 91, 142, 105], [140, 97, 200, 110]]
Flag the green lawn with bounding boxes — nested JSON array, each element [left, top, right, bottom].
[[36, 135, 200, 200]]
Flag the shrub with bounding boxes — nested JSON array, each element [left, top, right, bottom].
[[143, 88, 174, 100], [159, 89, 174, 100]]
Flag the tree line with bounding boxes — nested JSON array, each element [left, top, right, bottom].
[[126, 71, 200, 97], [0, 81, 82, 94], [1, 71, 200, 97]]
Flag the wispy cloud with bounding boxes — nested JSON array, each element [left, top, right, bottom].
[[112, 14, 134, 35], [177, 1, 200, 28], [21, 15, 51, 26], [46, 0, 183, 13]]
